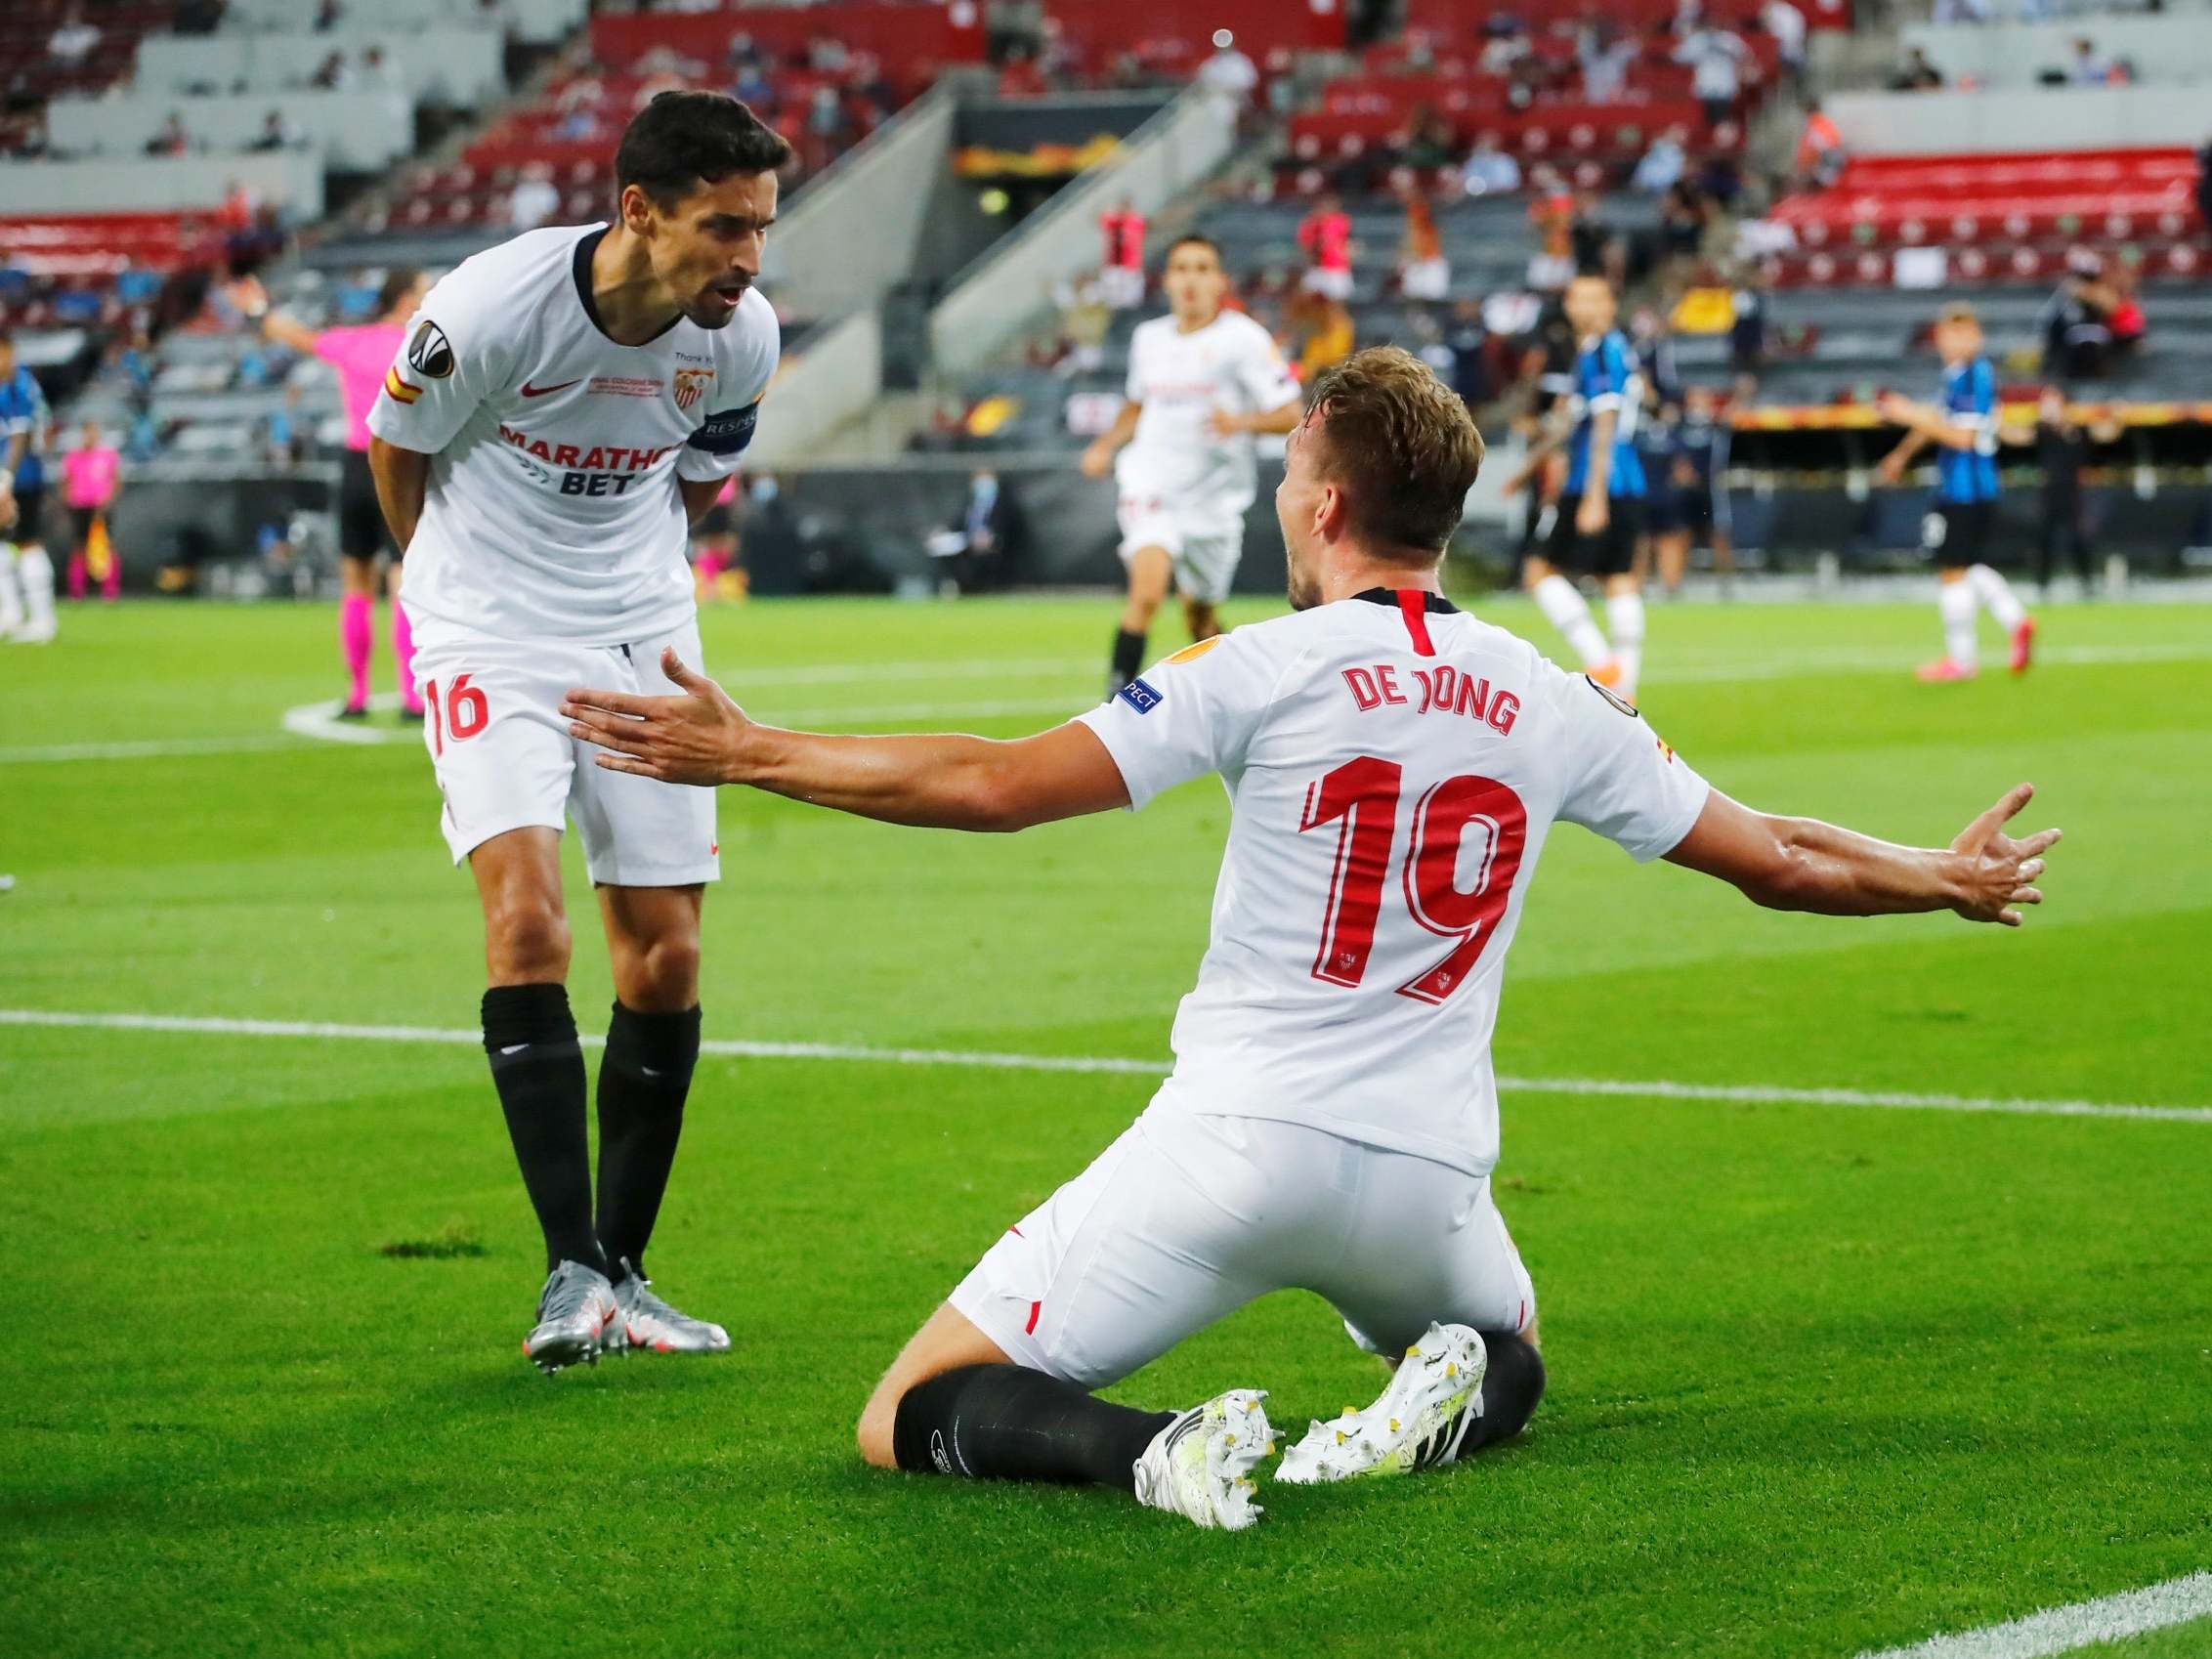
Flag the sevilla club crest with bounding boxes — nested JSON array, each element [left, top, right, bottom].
[[673, 367, 715, 410]]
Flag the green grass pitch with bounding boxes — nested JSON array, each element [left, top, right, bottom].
[[2, 593, 2208, 1659]]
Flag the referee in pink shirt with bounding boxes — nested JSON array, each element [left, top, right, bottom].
[[261, 270, 430, 719]]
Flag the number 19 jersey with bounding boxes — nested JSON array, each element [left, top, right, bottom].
[[1074, 589, 1709, 1177]]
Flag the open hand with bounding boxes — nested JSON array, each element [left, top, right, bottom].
[[1876, 392, 1918, 426], [562, 651, 750, 786], [1948, 783, 2061, 925]]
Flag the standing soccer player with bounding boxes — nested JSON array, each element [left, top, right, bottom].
[[365, 92, 785, 1372], [565, 348, 2059, 1529], [1081, 234, 1302, 696], [1517, 275, 1645, 697], [0, 330, 58, 645], [1878, 304, 2035, 682], [259, 270, 432, 719]]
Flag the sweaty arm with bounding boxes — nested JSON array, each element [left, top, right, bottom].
[[562, 651, 1128, 830], [1664, 784, 2059, 926], [367, 436, 429, 551], [1555, 667, 2059, 926]]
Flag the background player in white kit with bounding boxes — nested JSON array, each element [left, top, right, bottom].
[[1080, 234, 1301, 696], [565, 349, 2062, 1527], [365, 93, 785, 1373]]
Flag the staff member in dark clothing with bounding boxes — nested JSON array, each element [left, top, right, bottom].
[[2033, 386, 2097, 597]]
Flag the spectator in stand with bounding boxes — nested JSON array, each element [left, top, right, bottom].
[[1893, 48, 1944, 93], [62, 421, 121, 605], [315, 0, 345, 32], [249, 109, 304, 152], [360, 45, 405, 96], [1197, 29, 1259, 104], [998, 45, 1048, 99], [1297, 194, 1355, 303], [2198, 136, 2212, 237], [1579, 21, 1638, 105], [2067, 38, 2112, 87], [311, 50, 354, 91], [1762, 0, 1807, 93], [2106, 263, 2146, 361], [1526, 182, 1578, 292], [48, 5, 102, 68], [146, 112, 191, 158], [1462, 133, 1522, 196], [1049, 274, 1112, 375], [1795, 99, 1847, 190], [1290, 288, 1355, 379], [1674, 21, 1750, 130], [929, 468, 1025, 595], [1098, 199, 1146, 310], [1634, 129, 1688, 194], [1396, 106, 1458, 171], [1480, 19, 1533, 76], [508, 162, 560, 231], [1399, 193, 1450, 301]]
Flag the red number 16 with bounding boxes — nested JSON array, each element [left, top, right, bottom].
[[422, 673, 489, 755]]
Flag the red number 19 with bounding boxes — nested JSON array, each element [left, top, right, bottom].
[[1298, 758, 1527, 1004]]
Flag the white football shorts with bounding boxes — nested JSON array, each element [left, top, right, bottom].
[[1300, 265, 1355, 302], [950, 1103, 1537, 1389], [411, 619, 719, 888], [1116, 493, 1246, 605]]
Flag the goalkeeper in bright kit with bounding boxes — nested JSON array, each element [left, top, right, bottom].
[[567, 349, 2061, 1528]]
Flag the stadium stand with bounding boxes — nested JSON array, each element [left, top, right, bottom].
[[7, 0, 2210, 594]]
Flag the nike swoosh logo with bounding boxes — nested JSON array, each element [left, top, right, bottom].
[[519, 378, 579, 399]]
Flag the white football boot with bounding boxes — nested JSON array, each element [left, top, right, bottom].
[[610, 1258, 729, 1355], [1276, 1323, 1488, 1483], [523, 1259, 619, 1374], [1131, 1388, 1273, 1531]]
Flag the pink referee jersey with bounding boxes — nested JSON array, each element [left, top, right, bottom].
[[315, 323, 405, 453]]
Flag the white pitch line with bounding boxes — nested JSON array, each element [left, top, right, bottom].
[[1854, 1570, 2212, 1659], [2, 1008, 2206, 1123]]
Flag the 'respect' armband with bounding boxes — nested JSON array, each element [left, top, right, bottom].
[[686, 403, 760, 457]]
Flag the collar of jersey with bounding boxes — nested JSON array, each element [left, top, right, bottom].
[[572, 226, 684, 348], [1350, 587, 1459, 615]]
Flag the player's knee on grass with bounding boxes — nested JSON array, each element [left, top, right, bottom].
[[1470, 1329, 1546, 1450]]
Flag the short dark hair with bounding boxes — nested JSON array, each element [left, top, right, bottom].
[[616, 92, 792, 209], [1308, 346, 1485, 557], [1166, 233, 1222, 264], [375, 267, 421, 316]]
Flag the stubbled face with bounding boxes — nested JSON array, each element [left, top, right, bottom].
[[627, 170, 780, 329], [1564, 276, 1614, 339], [1935, 317, 1981, 364], [1163, 241, 1228, 326], [1275, 407, 1333, 611]]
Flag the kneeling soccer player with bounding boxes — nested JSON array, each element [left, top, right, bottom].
[[565, 348, 2062, 1528]]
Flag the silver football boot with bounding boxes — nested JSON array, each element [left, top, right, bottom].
[[523, 1259, 619, 1374], [610, 1258, 730, 1355]]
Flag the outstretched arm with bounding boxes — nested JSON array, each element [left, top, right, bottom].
[[564, 652, 1130, 831], [1663, 783, 2059, 925]]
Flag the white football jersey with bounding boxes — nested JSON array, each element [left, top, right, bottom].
[[366, 223, 779, 647], [1075, 590, 1710, 1176], [1117, 309, 1300, 512]]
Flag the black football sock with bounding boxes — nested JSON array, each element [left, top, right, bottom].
[[1107, 627, 1147, 696], [593, 1001, 702, 1283], [892, 1364, 1175, 1491], [482, 983, 605, 1276], [1428, 1331, 1547, 1468]]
